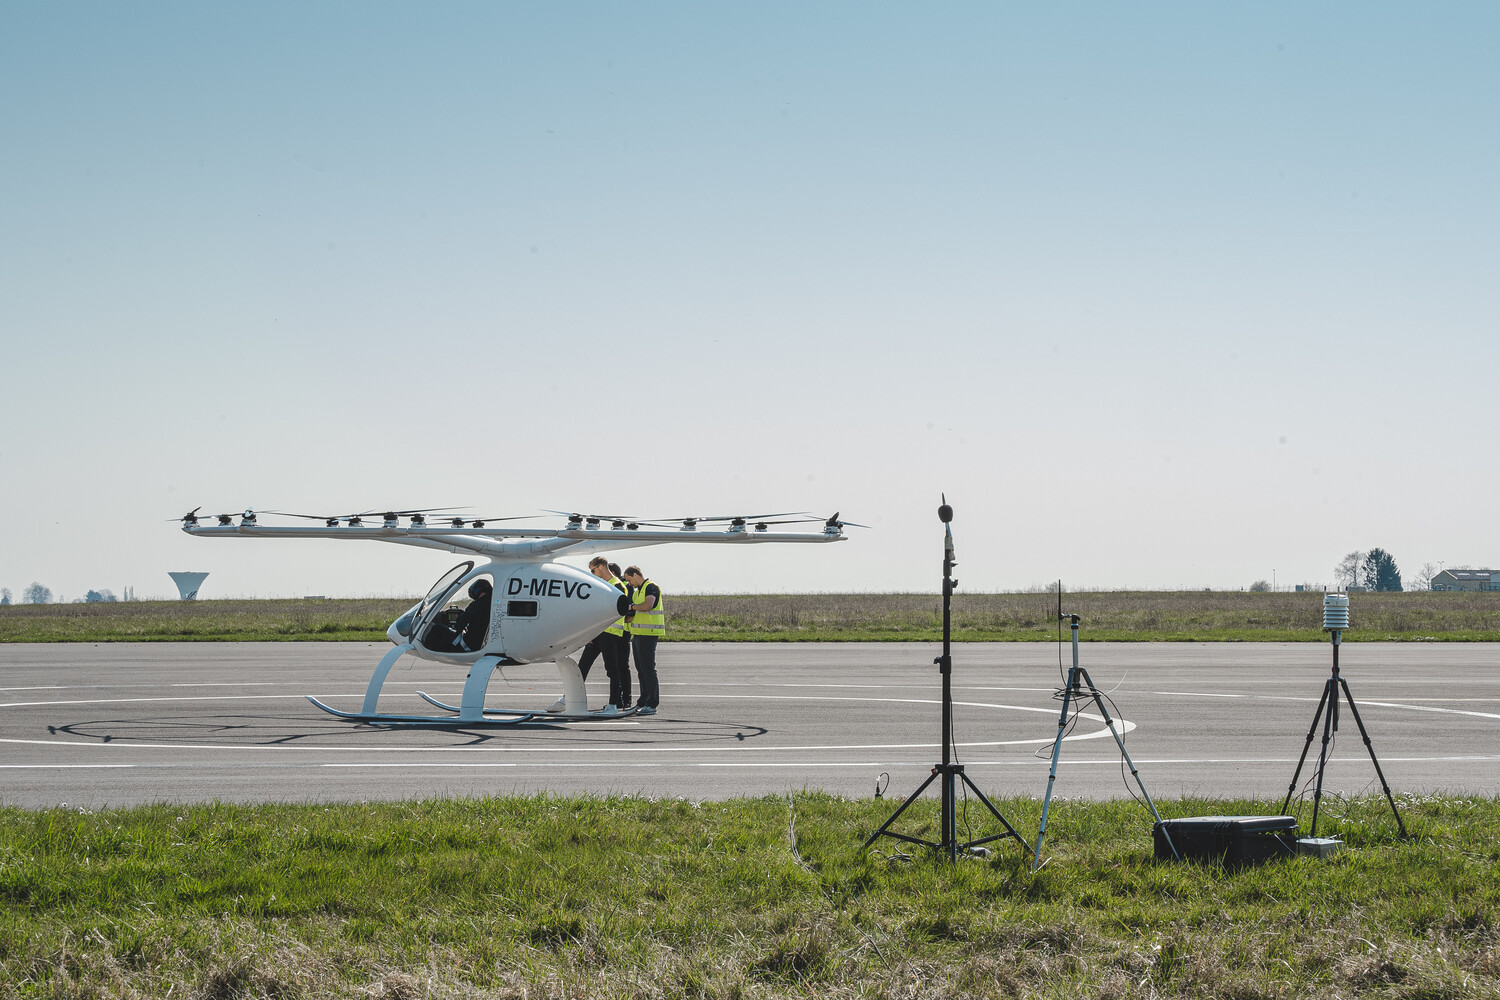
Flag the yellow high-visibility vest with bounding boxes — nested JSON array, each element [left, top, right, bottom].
[[630, 579, 665, 637], [605, 576, 628, 636]]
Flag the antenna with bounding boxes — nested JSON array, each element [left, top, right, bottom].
[[1033, 590, 1175, 868]]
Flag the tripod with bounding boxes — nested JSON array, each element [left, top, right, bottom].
[[1033, 609, 1176, 869], [1280, 623, 1407, 839], [864, 499, 1027, 861]]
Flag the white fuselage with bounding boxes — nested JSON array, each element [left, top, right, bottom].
[[390, 559, 628, 664]]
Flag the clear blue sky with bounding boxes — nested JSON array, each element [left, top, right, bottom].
[[3, 3, 1495, 599]]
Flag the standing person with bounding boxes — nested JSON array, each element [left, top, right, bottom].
[[589, 557, 631, 714], [549, 558, 631, 714], [623, 566, 663, 715], [610, 561, 631, 679]]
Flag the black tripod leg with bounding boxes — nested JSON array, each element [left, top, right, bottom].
[[956, 771, 1027, 851], [941, 766, 957, 862], [1309, 677, 1338, 837], [1338, 677, 1409, 838], [1282, 680, 1332, 815], [864, 770, 941, 849]]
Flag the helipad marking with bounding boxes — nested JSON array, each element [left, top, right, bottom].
[[6, 679, 1491, 765], [0, 689, 1134, 746], [0, 731, 1102, 754]]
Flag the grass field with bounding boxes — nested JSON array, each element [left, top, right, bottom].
[[4, 591, 1500, 643], [1, 793, 1493, 998]]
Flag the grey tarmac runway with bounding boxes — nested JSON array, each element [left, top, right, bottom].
[[1, 641, 1498, 809]]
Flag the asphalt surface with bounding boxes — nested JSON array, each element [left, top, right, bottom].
[[1, 641, 1498, 809]]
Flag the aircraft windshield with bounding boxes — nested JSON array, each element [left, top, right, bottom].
[[419, 562, 474, 618]]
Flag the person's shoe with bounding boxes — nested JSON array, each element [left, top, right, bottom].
[[594, 704, 620, 717], [546, 696, 567, 713], [636, 705, 657, 716]]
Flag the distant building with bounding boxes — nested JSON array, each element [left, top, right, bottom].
[[1432, 569, 1497, 592], [168, 572, 210, 600]]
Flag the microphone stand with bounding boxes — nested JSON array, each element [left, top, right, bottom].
[[864, 497, 1027, 861]]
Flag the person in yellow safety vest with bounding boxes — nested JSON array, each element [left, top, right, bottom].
[[549, 557, 632, 715], [610, 561, 632, 679], [622, 565, 663, 715]]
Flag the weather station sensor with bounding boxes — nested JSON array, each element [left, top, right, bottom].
[[1157, 594, 1406, 865], [1280, 592, 1407, 844]]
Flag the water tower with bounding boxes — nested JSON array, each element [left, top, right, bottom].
[[168, 572, 209, 600]]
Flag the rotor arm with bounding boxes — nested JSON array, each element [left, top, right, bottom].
[[184, 523, 846, 549], [182, 524, 520, 558]]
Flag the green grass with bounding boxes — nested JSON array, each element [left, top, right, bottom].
[[6, 591, 1500, 643], [0, 794, 1495, 998], [0, 598, 409, 643]]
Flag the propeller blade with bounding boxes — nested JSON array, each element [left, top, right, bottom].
[[697, 511, 811, 523], [442, 515, 541, 527], [542, 509, 640, 521]]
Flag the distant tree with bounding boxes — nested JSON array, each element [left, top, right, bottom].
[[0, 587, 10, 605], [1335, 551, 1365, 590], [1409, 563, 1438, 592], [84, 589, 117, 603], [1360, 549, 1403, 592], [22, 582, 52, 604], [1249, 580, 1271, 592]]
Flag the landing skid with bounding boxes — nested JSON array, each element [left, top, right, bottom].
[[311, 645, 621, 726], [305, 695, 537, 726], [417, 690, 640, 722]]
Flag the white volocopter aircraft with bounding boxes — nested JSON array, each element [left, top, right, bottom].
[[178, 507, 852, 725]]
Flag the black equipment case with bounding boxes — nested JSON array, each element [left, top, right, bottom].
[[1154, 815, 1299, 865]]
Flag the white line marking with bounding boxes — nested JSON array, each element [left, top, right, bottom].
[[3, 753, 1495, 773], [171, 682, 280, 688], [0, 694, 314, 709], [1358, 700, 1500, 722], [1153, 690, 1500, 721], [0, 764, 136, 769]]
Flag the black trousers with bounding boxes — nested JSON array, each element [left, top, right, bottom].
[[579, 632, 631, 707], [577, 637, 603, 680], [604, 632, 631, 707], [421, 622, 463, 652], [632, 634, 659, 708]]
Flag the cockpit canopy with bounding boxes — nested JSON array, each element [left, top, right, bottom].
[[392, 562, 494, 652]]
